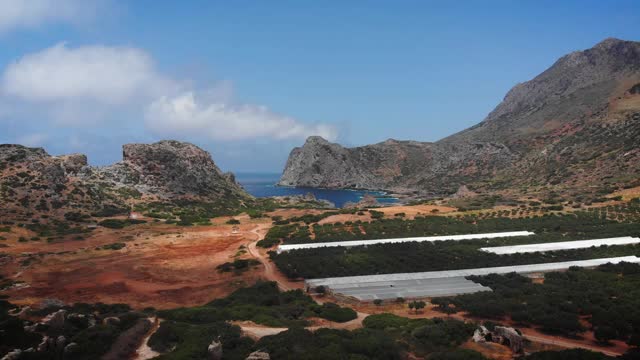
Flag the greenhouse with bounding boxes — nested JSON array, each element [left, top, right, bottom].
[[306, 256, 640, 300], [480, 236, 640, 255], [277, 230, 534, 253]]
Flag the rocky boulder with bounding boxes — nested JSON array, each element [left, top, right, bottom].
[[207, 338, 223, 360], [98, 140, 248, 200]]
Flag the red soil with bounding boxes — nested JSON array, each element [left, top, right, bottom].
[[1, 220, 274, 309]]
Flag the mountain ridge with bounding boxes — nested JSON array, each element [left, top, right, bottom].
[[279, 38, 640, 198]]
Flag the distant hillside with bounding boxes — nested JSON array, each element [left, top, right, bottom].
[[0, 140, 251, 221], [279, 38, 640, 199]]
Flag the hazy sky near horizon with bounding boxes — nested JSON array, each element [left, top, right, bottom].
[[1, 0, 639, 172]]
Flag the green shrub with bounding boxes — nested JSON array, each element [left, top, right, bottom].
[[98, 219, 146, 229]]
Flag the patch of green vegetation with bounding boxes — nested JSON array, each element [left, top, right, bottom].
[[98, 218, 147, 229], [97, 242, 126, 251], [362, 313, 477, 356], [434, 263, 640, 344], [447, 194, 512, 211], [158, 282, 355, 328], [134, 200, 247, 226], [25, 221, 92, 238], [64, 211, 91, 222], [115, 187, 142, 199], [254, 327, 404, 360], [216, 259, 261, 273], [149, 321, 252, 360], [257, 224, 311, 248], [91, 205, 130, 217], [307, 302, 357, 323]]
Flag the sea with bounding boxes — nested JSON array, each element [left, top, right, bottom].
[[236, 173, 399, 208]]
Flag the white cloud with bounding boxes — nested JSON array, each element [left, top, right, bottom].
[[145, 91, 337, 141], [1, 42, 338, 142], [0, 0, 106, 34], [1, 42, 173, 104]]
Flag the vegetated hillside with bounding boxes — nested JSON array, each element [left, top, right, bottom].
[[279, 38, 640, 198], [0, 140, 251, 221]]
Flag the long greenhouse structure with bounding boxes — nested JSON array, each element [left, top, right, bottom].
[[480, 237, 640, 255], [277, 230, 535, 253], [305, 256, 640, 301]]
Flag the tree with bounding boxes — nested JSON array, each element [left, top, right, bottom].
[[408, 302, 415, 314], [373, 299, 383, 306], [594, 326, 617, 344]]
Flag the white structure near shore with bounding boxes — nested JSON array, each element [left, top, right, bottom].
[[480, 237, 640, 255], [277, 231, 534, 253]]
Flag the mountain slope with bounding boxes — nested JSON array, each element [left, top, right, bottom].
[[0, 140, 250, 220], [279, 38, 640, 197]]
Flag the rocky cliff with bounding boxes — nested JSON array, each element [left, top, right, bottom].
[[279, 137, 515, 194], [279, 38, 640, 197], [0, 141, 250, 219]]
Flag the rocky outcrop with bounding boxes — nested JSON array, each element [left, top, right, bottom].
[[207, 338, 223, 360], [89, 140, 247, 200], [279, 38, 640, 197], [473, 325, 524, 353], [0, 140, 251, 220], [279, 136, 516, 195]]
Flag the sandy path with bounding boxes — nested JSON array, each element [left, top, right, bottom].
[[521, 330, 624, 357], [235, 311, 368, 340], [132, 317, 161, 360], [245, 223, 301, 292]]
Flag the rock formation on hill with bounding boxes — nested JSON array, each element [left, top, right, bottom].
[[0, 141, 250, 220], [279, 38, 640, 198], [87, 140, 246, 200]]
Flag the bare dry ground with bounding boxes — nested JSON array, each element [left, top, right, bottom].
[[370, 204, 458, 218], [1, 218, 274, 309]]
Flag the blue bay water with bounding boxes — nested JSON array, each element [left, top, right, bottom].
[[236, 173, 398, 208]]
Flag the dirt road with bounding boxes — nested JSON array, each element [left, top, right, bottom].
[[522, 331, 623, 357], [132, 317, 161, 360], [246, 223, 301, 292]]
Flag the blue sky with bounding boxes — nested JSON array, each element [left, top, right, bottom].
[[0, 0, 639, 172]]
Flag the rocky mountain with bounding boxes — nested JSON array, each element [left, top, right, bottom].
[[0, 141, 250, 220], [279, 38, 640, 198]]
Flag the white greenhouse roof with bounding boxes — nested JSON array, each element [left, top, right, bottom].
[[480, 237, 640, 255], [306, 256, 640, 288], [277, 230, 535, 253], [327, 276, 492, 300]]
